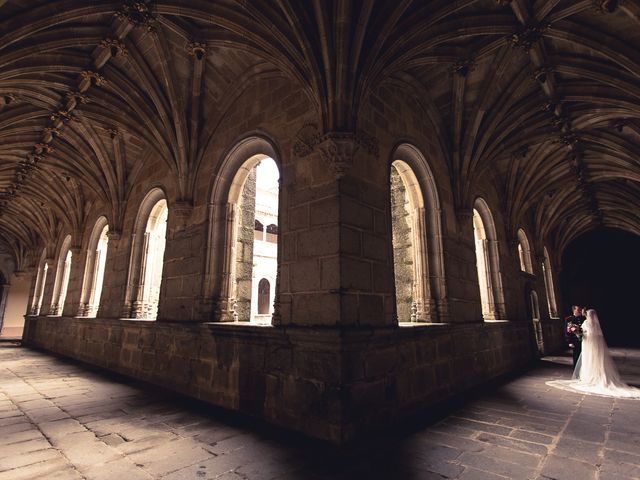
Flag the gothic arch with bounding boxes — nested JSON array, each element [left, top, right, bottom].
[[78, 216, 109, 317], [123, 188, 168, 320], [50, 235, 73, 316], [517, 228, 534, 274], [204, 135, 282, 323], [390, 143, 448, 322], [472, 198, 506, 321]]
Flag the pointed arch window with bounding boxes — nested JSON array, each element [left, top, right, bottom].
[[388, 145, 448, 324], [517, 229, 534, 274], [124, 189, 168, 320], [207, 151, 280, 324], [390, 160, 430, 322], [472, 199, 506, 320]]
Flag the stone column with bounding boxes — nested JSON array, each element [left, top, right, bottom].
[[443, 210, 484, 323], [37, 258, 56, 316], [278, 130, 395, 327], [62, 246, 85, 317], [96, 231, 128, 319], [24, 266, 39, 316]]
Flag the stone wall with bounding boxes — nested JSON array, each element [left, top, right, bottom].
[[540, 318, 566, 355], [23, 315, 538, 443]]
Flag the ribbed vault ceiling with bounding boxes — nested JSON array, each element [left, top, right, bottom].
[[0, 0, 639, 269]]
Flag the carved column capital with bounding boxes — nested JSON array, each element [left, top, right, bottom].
[[456, 208, 473, 224], [317, 133, 360, 179], [293, 124, 379, 179], [172, 200, 193, 221], [106, 230, 122, 240]]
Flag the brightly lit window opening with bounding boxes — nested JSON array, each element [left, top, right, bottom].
[[517, 229, 533, 274], [234, 158, 279, 323], [473, 209, 495, 320], [137, 199, 168, 320], [390, 160, 430, 323]]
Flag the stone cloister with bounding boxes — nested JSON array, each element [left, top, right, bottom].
[[0, 0, 639, 448]]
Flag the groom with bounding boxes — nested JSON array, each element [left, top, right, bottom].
[[565, 305, 586, 366]]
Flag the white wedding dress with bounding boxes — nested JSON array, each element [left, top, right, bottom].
[[547, 309, 640, 399]]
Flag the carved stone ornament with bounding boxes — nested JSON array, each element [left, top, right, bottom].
[[1, 93, 17, 105], [294, 125, 379, 178], [557, 133, 578, 147], [43, 126, 62, 143], [317, 134, 360, 179], [511, 23, 550, 52], [452, 58, 475, 77], [186, 41, 206, 60], [115, 1, 156, 31], [593, 0, 622, 13], [100, 38, 128, 57], [292, 123, 323, 157], [107, 230, 122, 240], [553, 117, 571, 134], [80, 70, 106, 87], [532, 65, 553, 84]]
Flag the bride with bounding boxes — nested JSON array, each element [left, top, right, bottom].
[[547, 309, 640, 398]]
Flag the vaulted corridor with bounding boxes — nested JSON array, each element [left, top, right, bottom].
[[1, 343, 638, 480]]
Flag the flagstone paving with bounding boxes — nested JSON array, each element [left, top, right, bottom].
[[1, 343, 639, 479]]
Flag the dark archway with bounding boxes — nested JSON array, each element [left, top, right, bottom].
[[560, 228, 640, 347]]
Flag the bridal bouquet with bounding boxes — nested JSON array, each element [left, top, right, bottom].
[[567, 322, 583, 338]]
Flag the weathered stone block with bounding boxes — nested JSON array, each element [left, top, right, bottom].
[[309, 197, 339, 226], [297, 226, 339, 258], [362, 232, 388, 262], [341, 258, 372, 291], [290, 259, 321, 292]]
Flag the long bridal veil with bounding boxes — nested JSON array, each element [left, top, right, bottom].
[[547, 309, 640, 399]]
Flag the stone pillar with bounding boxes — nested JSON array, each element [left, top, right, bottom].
[[62, 247, 85, 317], [38, 258, 56, 316], [24, 266, 39, 316], [444, 210, 483, 323], [96, 231, 128, 319], [279, 130, 395, 327]]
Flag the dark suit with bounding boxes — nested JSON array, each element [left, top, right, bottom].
[[564, 314, 586, 366]]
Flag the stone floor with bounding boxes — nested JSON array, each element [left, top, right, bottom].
[[0, 344, 639, 480]]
